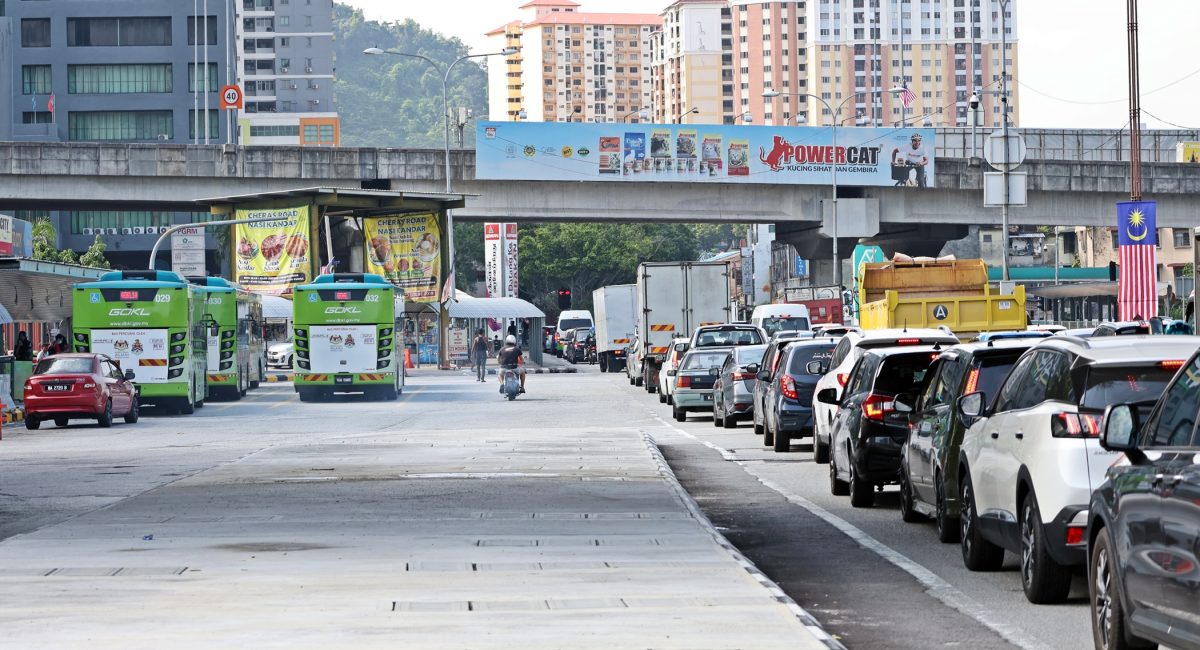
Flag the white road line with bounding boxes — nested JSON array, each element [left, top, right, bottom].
[[650, 410, 1053, 650]]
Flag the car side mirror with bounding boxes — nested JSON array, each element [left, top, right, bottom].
[[816, 388, 840, 405], [666, 369, 676, 377], [957, 392, 985, 428], [123, 369, 135, 381], [806, 360, 827, 375], [757, 370, 771, 382], [745, 363, 760, 375], [674, 342, 689, 353], [1100, 404, 1140, 454]]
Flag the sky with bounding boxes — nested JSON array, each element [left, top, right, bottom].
[[343, 0, 1200, 130]]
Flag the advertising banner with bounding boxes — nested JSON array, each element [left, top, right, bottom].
[[503, 223, 518, 299], [91, 329, 169, 383], [484, 223, 502, 297], [234, 205, 312, 295], [478, 121, 936, 187], [309, 325, 377, 374], [363, 213, 441, 303], [0, 215, 12, 256]]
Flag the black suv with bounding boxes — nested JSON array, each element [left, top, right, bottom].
[[820, 345, 938, 507], [1088, 350, 1200, 650], [751, 332, 814, 437], [901, 339, 1035, 540]]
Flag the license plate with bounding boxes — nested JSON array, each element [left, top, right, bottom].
[[334, 375, 353, 385], [44, 384, 70, 392], [702, 394, 713, 401]]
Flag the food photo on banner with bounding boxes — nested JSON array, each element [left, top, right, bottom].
[[477, 121, 935, 187], [363, 213, 441, 303], [234, 205, 312, 295]]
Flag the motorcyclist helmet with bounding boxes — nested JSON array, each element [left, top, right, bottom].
[[505, 335, 517, 344]]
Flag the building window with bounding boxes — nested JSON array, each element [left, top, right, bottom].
[[188, 109, 220, 140], [22, 65, 51, 95], [1174, 229, 1192, 248], [68, 64, 173, 94], [187, 16, 218, 45], [22, 111, 53, 124], [249, 125, 300, 137], [67, 17, 173, 47], [68, 110, 174, 141], [21, 18, 51, 47], [188, 63, 218, 92], [280, 16, 290, 26]]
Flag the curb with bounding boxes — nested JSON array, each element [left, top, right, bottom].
[[641, 432, 848, 650], [2, 408, 25, 424], [484, 367, 578, 375], [262, 374, 292, 383]]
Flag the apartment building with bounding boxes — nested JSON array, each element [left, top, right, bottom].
[[650, 0, 735, 125], [486, 0, 660, 123], [807, 0, 1018, 128], [729, 1, 811, 126]]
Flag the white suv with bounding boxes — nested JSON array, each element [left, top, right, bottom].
[[812, 328, 958, 463], [956, 335, 1200, 604]]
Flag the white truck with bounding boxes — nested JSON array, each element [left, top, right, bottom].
[[593, 284, 636, 374], [631, 261, 731, 393]]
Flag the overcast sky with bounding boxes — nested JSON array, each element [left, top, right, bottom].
[[343, 0, 1200, 130]]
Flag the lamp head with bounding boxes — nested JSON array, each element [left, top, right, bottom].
[[500, 47, 519, 56], [762, 89, 781, 98], [363, 47, 384, 56]]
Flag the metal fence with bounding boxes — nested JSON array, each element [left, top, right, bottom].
[[936, 128, 1200, 163]]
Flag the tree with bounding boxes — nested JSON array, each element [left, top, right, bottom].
[[31, 217, 110, 267], [78, 235, 112, 269]]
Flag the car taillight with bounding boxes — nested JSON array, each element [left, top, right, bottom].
[[82, 383, 96, 389], [1051, 412, 1103, 438], [836, 373, 849, 386], [732, 370, 755, 381], [781, 375, 799, 400], [676, 375, 692, 388], [862, 393, 896, 421], [896, 338, 921, 345], [1160, 360, 1186, 370], [963, 367, 980, 395], [1065, 526, 1086, 546]]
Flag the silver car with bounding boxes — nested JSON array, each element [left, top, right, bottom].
[[712, 344, 768, 429], [670, 348, 732, 422]]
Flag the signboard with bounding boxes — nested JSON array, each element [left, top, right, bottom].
[[7, 216, 32, 257], [793, 257, 809, 279], [983, 172, 1028, 207], [741, 248, 754, 296], [363, 213, 442, 303], [234, 205, 312, 295], [448, 327, 469, 360], [171, 226, 207, 277], [309, 325, 377, 374], [503, 223, 518, 299], [220, 85, 244, 110], [477, 121, 936, 187], [1178, 141, 1200, 163], [484, 223, 502, 297], [852, 245, 885, 284], [0, 215, 12, 256], [90, 329, 169, 383]]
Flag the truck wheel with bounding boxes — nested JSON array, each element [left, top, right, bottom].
[[644, 366, 656, 393], [599, 354, 608, 373]]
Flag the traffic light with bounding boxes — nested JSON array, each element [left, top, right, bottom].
[[557, 288, 572, 309]]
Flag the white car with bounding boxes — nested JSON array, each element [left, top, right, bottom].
[[657, 337, 691, 404], [267, 340, 294, 368], [956, 335, 1200, 604], [812, 328, 958, 463]]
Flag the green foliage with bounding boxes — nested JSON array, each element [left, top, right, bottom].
[[333, 4, 489, 148], [31, 217, 107, 267], [78, 235, 112, 269]]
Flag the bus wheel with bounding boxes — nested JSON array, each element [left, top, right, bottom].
[[297, 387, 316, 403], [178, 398, 195, 415]]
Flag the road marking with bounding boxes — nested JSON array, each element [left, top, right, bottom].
[[652, 412, 1053, 650], [269, 395, 299, 409]]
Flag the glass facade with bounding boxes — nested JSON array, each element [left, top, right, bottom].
[[250, 124, 300, 137], [187, 16, 218, 45], [67, 17, 172, 47], [188, 110, 221, 140], [67, 212, 211, 235], [68, 64, 173, 94], [303, 124, 336, 143], [21, 65, 51, 94], [22, 112, 53, 124], [68, 111, 174, 141], [188, 63, 218, 92]]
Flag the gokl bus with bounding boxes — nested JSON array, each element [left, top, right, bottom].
[[187, 277, 266, 400], [73, 270, 208, 414], [292, 273, 402, 402]]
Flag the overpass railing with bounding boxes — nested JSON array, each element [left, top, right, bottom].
[[936, 128, 1198, 163]]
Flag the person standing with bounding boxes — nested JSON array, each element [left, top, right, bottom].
[[471, 329, 490, 382], [12, 331, 33, 361]]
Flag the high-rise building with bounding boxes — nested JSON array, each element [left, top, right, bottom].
[[806, 0, 1017, 128], [650, 0, 735, 125], [485, 0, 661, 123], [728, 1, 811, 127]]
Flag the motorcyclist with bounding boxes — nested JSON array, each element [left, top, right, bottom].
[[496, 334, 526, 393]]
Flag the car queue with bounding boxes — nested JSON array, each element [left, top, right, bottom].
[[618, 317, 1200, 650]]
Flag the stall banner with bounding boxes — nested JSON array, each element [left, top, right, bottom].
[[478, 121, 936, 187], [363, 213, 441, 303], [503, 223, 519, 299], [484, 223, 502, 297], [0, 215, 12, 256], [234, 205, 312, 295]]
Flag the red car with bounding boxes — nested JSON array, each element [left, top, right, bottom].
[[24, 354, 139, 430]]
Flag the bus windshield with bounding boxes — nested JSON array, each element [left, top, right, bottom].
[[762, 316, 811, 336]]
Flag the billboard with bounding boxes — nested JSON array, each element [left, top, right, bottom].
[[171, 226, 207, 277], [484, 223, 502, 298], [234, 205, 312, 295], [363, 213, 441, 303], [477, 121, 936, 187], [503, 223, 518, 299]]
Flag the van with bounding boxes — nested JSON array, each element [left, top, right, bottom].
[[554, 309, 594, 357], [749, 304, 811, 337]]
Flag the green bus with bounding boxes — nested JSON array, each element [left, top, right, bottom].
[[188, 277, 266, 400], [73, 270, 208, 414], [293, 273, 402, 402]]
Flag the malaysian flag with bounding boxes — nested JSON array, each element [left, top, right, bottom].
[[1116, 201, 1158, 321], [899, 83, 917, 109]]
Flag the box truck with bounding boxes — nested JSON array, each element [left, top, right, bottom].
[[593, 284, 636, 373]]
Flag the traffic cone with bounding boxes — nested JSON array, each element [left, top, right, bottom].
[[404, 348, 415, 370]]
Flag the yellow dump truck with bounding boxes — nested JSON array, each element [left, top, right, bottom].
[[857, 259, 1025, 336]]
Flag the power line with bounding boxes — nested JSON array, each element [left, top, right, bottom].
[[1141, 109, 1200, 131], [1017, 62, 1200, 106]]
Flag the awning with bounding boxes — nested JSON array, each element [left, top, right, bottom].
[[1029, 281, 1171, 299], [260, 294, 293, 320], [0, 258, 107, 322], [0, 301, 12, 325], [447, 297, 545, 319]]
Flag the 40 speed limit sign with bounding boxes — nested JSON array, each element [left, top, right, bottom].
[[220, 85, 244, 110]]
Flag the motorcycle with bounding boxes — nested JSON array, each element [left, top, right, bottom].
[[585, 341, 597, 364], [501, 368, 521, 401]]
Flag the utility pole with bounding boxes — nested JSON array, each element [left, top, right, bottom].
[[1127, 0, 1142, 201], [899, 0, 906, 126], [1000, 0, 1011, 281]]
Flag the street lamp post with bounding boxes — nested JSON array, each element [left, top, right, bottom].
[[364, 45, 517, 367], [763, 88, 901, 289], [673, 107, 699, 123], [620, 107, 649, 123]]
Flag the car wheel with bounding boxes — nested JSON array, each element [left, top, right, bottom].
[[658, 392, 666, 404], [629, 374, 635, 386], [829, 451, 849, 496], [55, 417, 69, 428], [712, 403, 724, 427], [753, 419, 764, 436], [1020, 491, 1073, 604], [673, 408, 686, 423], [762, 416, 775, 447], [722, 410, 737, 429], [772, 426, 789, 452], [124, 397, 139, 424], [848, 456, 875, 507], [97, 400, 113, 428], [900, 471, 925, 522], [1090, 529, 1155, 650], [935, 473, 960, 543], [25, 416, 40, 430], [813, 434, 830, 464], [959, 470, 1004, 571]]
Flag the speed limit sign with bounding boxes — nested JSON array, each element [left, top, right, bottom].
[[220, 84, 243, 110]]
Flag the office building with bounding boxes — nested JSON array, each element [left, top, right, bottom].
[[650, 0, 735, 125], [485, 0, 661, 123]]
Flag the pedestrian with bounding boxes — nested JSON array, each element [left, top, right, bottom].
[[38, 332, 68, 361], [12, 331, 33, 362], [471, 328, 490, 382]]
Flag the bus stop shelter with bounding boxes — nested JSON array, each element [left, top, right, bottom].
[[446, 296, 546, 366]]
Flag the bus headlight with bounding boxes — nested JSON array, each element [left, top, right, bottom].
[[296, 349, 308, 359], [377, 359, 391, 369], [380, 338, 392, 348], [221, 341, 234, 350], [294, 328, 307, 337], [171, 332, 187, 343], [296, 360, 310, 370], [170, 344, 186, 355], [169, 356, 184, 367], [380, 328, 393, 337], [74, 333, 89, 343], [220, 351, 234, 360], [75, 345, 90, 353], [220, 361, 233, 370], [168, 368, 184, 379]]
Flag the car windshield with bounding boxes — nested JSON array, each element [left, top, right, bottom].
[[682, 351, 729, 370], [559, 319, 590, 331], [787, 343, 837, 374], [35, 357, 93, 375], [762, 316, 811, 336], [874, 352, 936, 395], [1080, 365, 1176, 410], [735, 345, 767, 365], [695, 329, 763, 347]]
